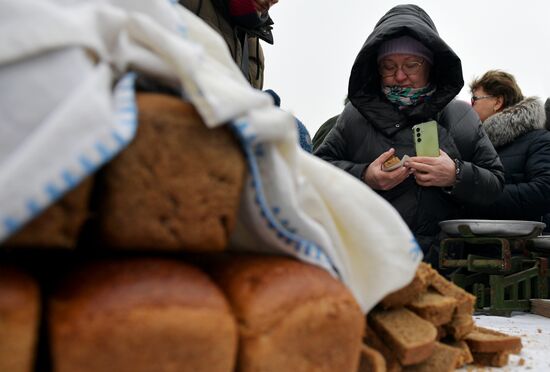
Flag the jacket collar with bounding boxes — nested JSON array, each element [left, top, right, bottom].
[[483, 97, 546, 148]]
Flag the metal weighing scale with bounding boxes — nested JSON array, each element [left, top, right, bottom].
[[438, 220, 549, 316]]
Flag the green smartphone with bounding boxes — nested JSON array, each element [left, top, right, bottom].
[[412, 120, 439, 157]]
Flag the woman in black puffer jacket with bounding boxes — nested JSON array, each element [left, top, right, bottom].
[[315, 4, 505, 256], [468, 70, 550, 227]]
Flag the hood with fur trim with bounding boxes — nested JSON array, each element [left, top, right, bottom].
[[483, 97, 546, 148]]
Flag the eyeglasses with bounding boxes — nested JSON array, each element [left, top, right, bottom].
[[378, 59, 425, 78], [471, 95, 494, 106]]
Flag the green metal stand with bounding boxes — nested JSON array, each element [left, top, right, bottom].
[[442, 235, 549, 316]]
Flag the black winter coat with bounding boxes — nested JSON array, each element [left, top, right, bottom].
[[466, 97, 550, 222], [315, 5, 504, 251]]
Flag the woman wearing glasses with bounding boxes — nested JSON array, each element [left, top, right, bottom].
[[468, 70, 550, 225], [315, 4, 504, 262]]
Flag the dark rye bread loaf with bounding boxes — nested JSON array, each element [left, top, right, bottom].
[[98, 93, 246, 251], [2, 178, 92, 249], [49, 258, 237, 372], [210, 255, 364, 372], [0, 265, 40, 372]]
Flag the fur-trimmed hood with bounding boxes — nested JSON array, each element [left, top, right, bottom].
[[483, 97, 546, 148]]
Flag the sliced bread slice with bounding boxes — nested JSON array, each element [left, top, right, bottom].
[[471, 350, 510, 367], [429, 270, 475, 315], [464, 326, 522, 353], [407, 290, 457, 326], [402, 342, 462, 372], [358, 344, 387, 372], [445, 312, 474, 340], [364, 324, 403, 372], [443, 340, 473, 367], [369, 308, 437, 366], [381, 263, 435, 309]]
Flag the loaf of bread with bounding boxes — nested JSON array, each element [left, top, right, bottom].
[[369, 307, 437, 366], [2, 178, 92, 249], [97, 93, 246, 251], [0, 265, 40, 372], [210, 254, 364, 372], [381, 262, 434, 309], [49, 258, 237, 372]]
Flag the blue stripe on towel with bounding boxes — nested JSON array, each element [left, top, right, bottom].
[[229, 120, 336, 274]]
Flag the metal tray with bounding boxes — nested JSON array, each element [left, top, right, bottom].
[[527, 236, 550, 253], [439, 219, 546, 238]]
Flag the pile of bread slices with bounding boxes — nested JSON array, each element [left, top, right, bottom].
[[360, 262, 522, 371]]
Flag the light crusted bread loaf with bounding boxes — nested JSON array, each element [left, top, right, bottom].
[[98, 93, 246, 251], [49, 258, 237, 372], [2, 179, 92, 249], [210, 255, 364, 372], [381, 263, 435, 309], [407, 289, 457, 326], [402, 342, 462, 372], [358, 344, 386, 372], [369, 307, 437, 366], [464, 326, 522, 353], [0, 265, 40, 372]]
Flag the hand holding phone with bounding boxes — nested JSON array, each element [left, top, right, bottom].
[[412, 120, 439, 157]]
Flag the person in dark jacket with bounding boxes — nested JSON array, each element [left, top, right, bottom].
[[312, 97, 349, 151], [179, 0, 278, 89], [315, 4, 505, 257], [468, 70, 550, 226]]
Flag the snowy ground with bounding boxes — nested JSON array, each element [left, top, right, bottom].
[[457, 312, 550, 371]]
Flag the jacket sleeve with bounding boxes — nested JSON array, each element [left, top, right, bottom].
[[314, 116, 368, 181], [485, 134, 550, 218], [447, 105, 505, 205]]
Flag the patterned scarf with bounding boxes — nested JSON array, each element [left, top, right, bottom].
[[383, 84, 436, 110]]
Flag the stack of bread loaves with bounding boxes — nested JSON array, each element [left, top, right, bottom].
[[0, 93, 365, 372], [359, 263, 522, 371]]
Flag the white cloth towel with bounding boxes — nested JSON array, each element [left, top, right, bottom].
[[0, 0, 421, 313]]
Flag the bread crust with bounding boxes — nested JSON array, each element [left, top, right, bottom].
[[49, 258, 238, 372], [210, 255, 365, 372], [0, 265, 40, 372], [98, 94, 246, 251]]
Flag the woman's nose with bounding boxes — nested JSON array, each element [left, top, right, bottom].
[[394, 68, 408, 82]]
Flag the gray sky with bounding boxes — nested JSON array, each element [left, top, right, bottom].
[[263, 1, 550, 136]]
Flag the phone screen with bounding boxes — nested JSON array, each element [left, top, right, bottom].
[[412, 121, 439, 157]]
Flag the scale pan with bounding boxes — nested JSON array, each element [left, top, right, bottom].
[[438, 219, 546, 238]]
